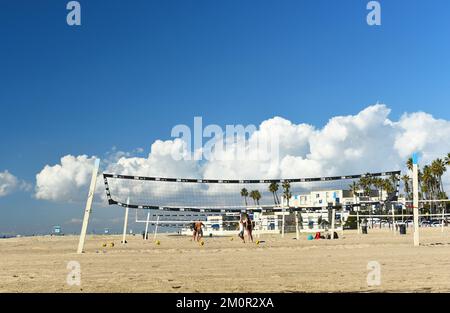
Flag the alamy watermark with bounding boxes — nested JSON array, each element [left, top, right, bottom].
[[66, 260, 81, 286], [66, 1, 81, 26], [367, 1, 381, 26], [65, 1, 381, 28], [170, 117, 280, 162], [367, 261, 381, 287]]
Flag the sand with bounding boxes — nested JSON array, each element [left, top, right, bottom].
[[1, 228, 450, 292]]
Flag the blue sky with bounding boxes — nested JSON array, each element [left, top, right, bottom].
[[1, 0, 450, 235]]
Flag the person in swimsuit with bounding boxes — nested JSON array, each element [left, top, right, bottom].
[[244, 215, 254, 243], [238, 217, 245, 243], [193, 221, 204, 242]]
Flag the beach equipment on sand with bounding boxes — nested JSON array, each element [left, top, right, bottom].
[[78, 166, 410, 253], [307, 234, 314, 240], [398, 223, 406, 235]]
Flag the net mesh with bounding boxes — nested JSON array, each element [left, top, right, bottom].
[[103, 171, 401, 212]]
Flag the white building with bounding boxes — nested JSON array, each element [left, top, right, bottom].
[[284, 189, 389, 209]]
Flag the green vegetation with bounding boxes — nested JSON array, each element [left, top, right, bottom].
[[240, 188, 248, 206], [282, 181, 292, 207], [249, 190, 262, 205], [268, 182, 280, 205]]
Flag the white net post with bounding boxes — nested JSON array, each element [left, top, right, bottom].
[[412, 154, 420, 246], [356, 210, 360, 235], [281, 208, 285, 238], [295, 211, 300, 240], [77, 158, 100, 254], [144, 211, 150, 240], [331, 208, 336, 239], [121, 197, 130, 244], [354, 192, 361, 235], [257, 215, 261, 239], [392, 205, 396, 235], [401, 201, 405, 222], [441, 204, 445, 233]]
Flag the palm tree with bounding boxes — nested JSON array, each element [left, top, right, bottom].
[[371, 178, 384, 215], [359, 174, 373, 222], [349, 181, 359, 198], [390, 173, 398, 189], [406, 157, 413, 171], [249, 190, 256, 205], [254, 190, 262, 205], [268, 182, 280, 205], [359, 175, 373, 197], [386, 179, 395, 214], [418, 168, 423, 197], [382, 179, 395, 223], [348, 181, 360, 215], [421, 165, 432, 199], [401, 174, 411, 200], [249, 190, 261, 205], [372, 178, 383, 202], [445, 153, 450, 166], [383, 179, 395, 194], [282, 181, 292, 207], [240, 188, 248, 206], [431, 158, 446, 195], [421, 165, 437, 214]]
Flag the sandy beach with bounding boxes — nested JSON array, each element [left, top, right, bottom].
[[1, 228, 450, 293]]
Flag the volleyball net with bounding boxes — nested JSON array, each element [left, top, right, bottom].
[[103, 171, 401, 212]]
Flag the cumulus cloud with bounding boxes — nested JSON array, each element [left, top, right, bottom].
[[34, 104, 450, 203], [394, 111, 450, 163], [35, 155, 99, 202], [109, 139, 200, 178], [0, 170, 30, 197], [0, 171, 20, 197]]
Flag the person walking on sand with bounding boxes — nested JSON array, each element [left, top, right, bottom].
[[238, 216, 245, 243], [244, 214, 254, 243], [193, 221, 204, 242]]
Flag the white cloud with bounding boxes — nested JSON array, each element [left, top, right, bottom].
[[0, 170, 30, 197], [35, 155, 99, 202], [34, 104, 450, 203], [109, 139, 200, 178], [0, 171, 19, 197], [394, 111, 450, 163]]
